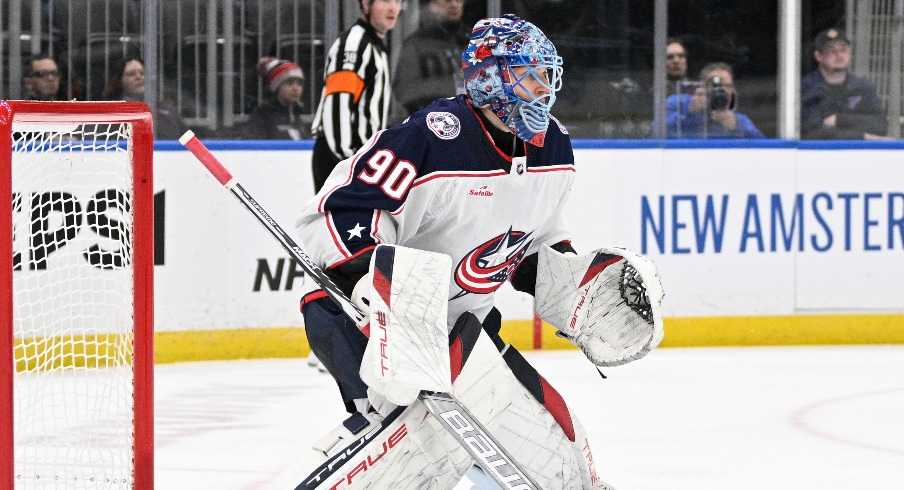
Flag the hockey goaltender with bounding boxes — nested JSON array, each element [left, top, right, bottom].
[[289, 12, 665, 490]]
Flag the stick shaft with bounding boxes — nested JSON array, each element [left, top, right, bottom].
[[179, 130, 363, 323], [419, 392, 540, 489]]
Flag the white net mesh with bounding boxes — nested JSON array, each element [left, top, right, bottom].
[[12, 122, 136, 488]]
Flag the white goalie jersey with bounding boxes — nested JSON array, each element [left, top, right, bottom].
[[297, 95, 575, 328]]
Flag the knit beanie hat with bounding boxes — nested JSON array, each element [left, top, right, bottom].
[[256, 56, 304, 92]]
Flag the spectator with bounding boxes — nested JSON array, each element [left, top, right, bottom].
[[102, 57, 189, 140], [665, 62, 765, 138], [666, 37, 690, 96], [310, 0, 401, 192], [607, 36, 689, 139], [244, 56, 310, 140], [22, 54, 63, 101], [392, 0, 467, 116], [801, 28, 890, 140]]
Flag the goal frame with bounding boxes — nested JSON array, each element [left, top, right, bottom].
[[0, 100, 154, 490]]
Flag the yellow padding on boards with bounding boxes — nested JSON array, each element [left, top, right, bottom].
[[155, 328, 309, 364], [662, 314, 904, 347], [153, 324, 558, 364], [151, 314, 904, 364]]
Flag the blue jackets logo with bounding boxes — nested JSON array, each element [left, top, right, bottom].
[[426, 112, 461, 140], [453, 227, 533, 298]]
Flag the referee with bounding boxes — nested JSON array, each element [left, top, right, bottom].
[[310, 0, 401, 192]]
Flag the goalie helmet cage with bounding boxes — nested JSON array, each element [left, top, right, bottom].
[[0, 101, 154, 490]]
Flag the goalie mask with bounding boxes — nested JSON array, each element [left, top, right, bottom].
[[462, 14, 563, 146]]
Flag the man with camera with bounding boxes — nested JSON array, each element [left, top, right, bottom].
[[801, 28, 890, 140], [665, 62, 764, 138]]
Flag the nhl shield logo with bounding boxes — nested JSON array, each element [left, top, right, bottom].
[[511, 156, 527, 181], [426, 112, 461, 140]]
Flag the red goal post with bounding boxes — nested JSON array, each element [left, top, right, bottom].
[[0, 101, 154, 489]]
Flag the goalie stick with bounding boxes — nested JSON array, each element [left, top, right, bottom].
[[179, 131, 540, 490]]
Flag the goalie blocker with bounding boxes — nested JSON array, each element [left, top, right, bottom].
[[534, 246, 665, 367]]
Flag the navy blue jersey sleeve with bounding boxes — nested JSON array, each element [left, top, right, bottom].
[[315, 120, 432, 257], [322, 122, 430, 213]]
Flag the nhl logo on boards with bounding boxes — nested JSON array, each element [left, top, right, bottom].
[[426, 112, 461, 140]]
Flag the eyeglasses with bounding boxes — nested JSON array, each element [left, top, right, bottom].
[[31, 70, 60, 80], [667, 53, 686, 60]]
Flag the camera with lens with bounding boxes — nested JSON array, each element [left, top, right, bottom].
[[707, 76, 731, 111]]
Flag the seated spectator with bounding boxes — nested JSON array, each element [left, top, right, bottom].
[[392, 0, 467, 116], [666, 62, 764, 138], [22, 54, 63, 101], [102, 56, 189, 140], [801, 28, 890, 140], [243, 56, 310, 140]]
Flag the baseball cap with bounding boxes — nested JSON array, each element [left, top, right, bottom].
[[814, 28, 850, 51]]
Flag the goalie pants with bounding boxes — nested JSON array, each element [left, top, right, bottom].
[[303, 296, 370, 413], [302, 298, 605, 488]]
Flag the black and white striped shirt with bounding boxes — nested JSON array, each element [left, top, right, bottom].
[[311, 19, 392, 161]]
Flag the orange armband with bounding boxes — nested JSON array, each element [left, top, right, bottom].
[[324, 70, 366, 104]]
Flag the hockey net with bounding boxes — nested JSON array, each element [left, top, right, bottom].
[[0, 101, 154, 489]]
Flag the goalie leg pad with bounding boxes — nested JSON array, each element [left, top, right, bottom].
[[360, 244, 453, 408], [448, 311, 485, 383], [290, 404, 471, 489], [452, 323, 608, 489], [534, 245, 665, 367]]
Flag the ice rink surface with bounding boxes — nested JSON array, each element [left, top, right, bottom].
[[154, 345, 904, 489]]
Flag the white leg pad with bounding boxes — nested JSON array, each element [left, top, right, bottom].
[[453, 329, 608, 489], [286, 404, 472, 489]]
